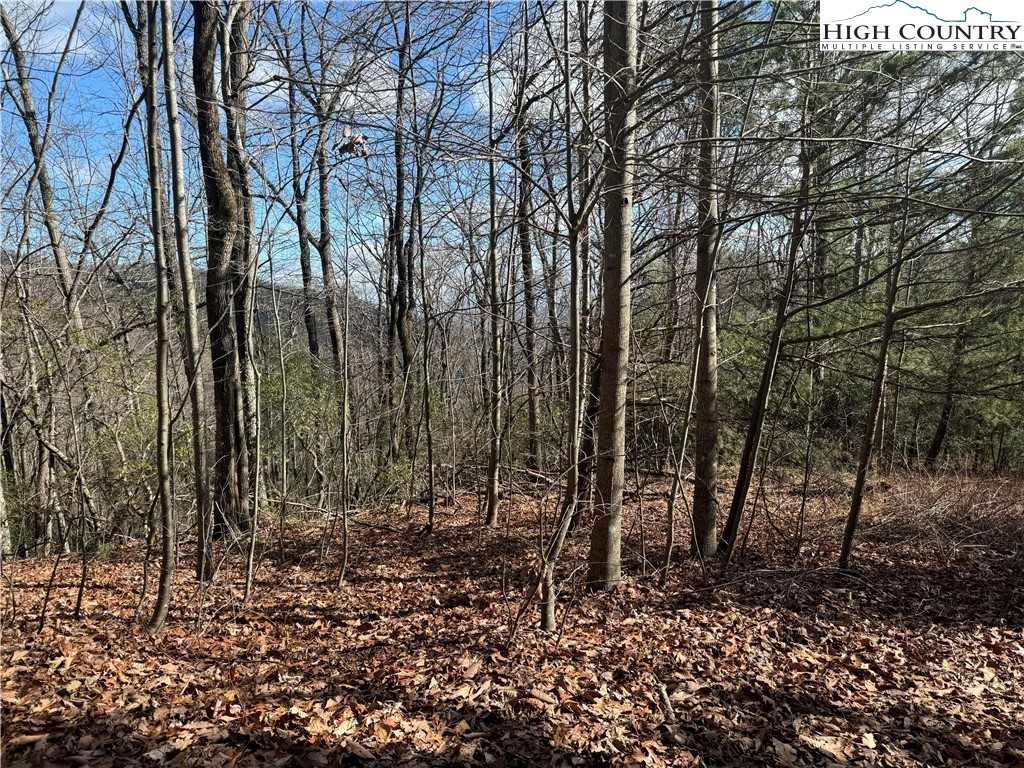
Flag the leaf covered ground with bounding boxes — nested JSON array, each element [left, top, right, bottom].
[[3, 474, 1024, 767]]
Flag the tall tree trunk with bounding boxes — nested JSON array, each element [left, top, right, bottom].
[[566, 356, 601, 534], [308, 80, 347, 505], [338, 165, 353, 584], [161, 0, 212, 581], [484, 2, 503, 526], [517, 116, 542, 473], [925, 329, 967, 468], [129, 1, 174, 632], [0, 319, 9, 558], [315, 133, 344, 376], [538, 0, 585, 628], [193, 0, 246, 537], [577, 0, 594, 346], [417, 194, 437, 532], [588, 0, 637, 591], [691, 0, 720, 560], [389, 1, 414, 460], [925, 388, 954, 468], [286, 62, 320, 359], [839, 252, 906, 572], [565, 0, 598, 521], [223, 0, 258, 523], [0, 388, 14, 477], [870, 361, 888, 470], [0, 450, 8, 559], [661, 194, 684, 364]]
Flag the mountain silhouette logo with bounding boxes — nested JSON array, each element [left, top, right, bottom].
[[832, 1, 1015, 23]]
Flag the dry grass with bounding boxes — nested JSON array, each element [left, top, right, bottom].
[[861, 472, 1024, 558]]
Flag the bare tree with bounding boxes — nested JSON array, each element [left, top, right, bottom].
[[121, 0, 174, 632], [483, 2, 503, 527], [193, 0, 249, 537], [719, 89, 814, 565], [1, 3, 86, 331], [160, 0, 212, 581], [588, 0, 638, 590], [387, 0, 415, 460], [691, 0, 720, 560]]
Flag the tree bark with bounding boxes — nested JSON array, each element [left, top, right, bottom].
[[484, 2, 503, 526], [161, 0, 212, 581], [517, 116, 542, 473], [126, 0, 174, 633], [285, 52, 320, 359], [538, 0, 586, 627], [223, 0, 258, 522], [692, 0, 720, 560], [0, 329, 8, 557], [193, 0, 247, 537], [315, 133, 344, 376], [588, 0, 637, 591], [925, 329, 967, 468], [0, 451, 8, 559], [839, 257, 905, 572], [388, 1, 414, 460]]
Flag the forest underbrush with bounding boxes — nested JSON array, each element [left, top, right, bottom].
[[3, 472, 1022, 767]]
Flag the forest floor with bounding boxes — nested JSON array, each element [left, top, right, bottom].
[[2, 471, 1023, 767]]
